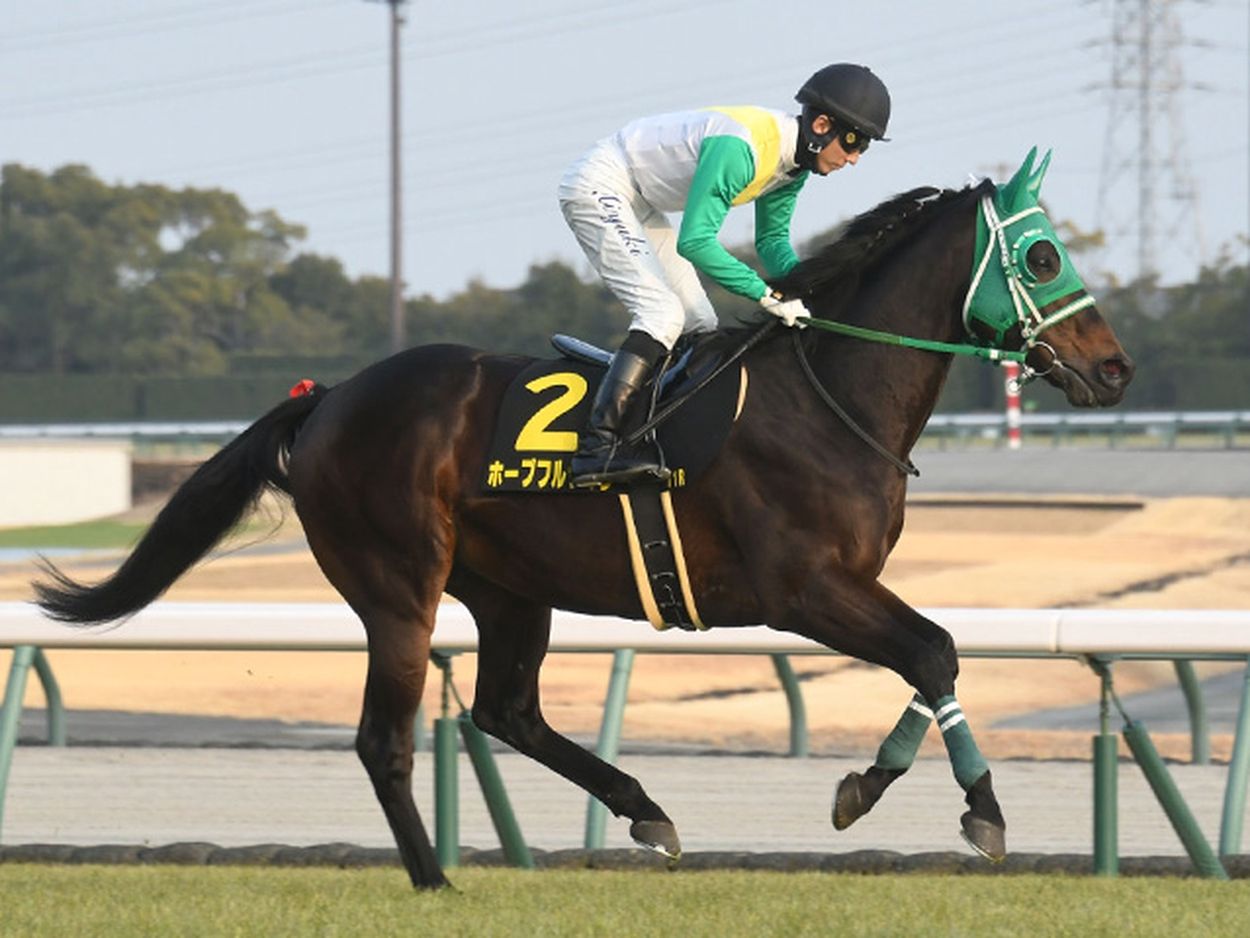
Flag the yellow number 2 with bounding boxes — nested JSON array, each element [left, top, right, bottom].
[[515, 372, 588, 452]]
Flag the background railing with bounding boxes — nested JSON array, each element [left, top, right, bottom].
[[922, 410, 1250, 449], [2, 602, 1249, 877], [4, 411, 1248, 452]]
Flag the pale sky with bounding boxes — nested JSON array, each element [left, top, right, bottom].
[[2, 0, 1246, 299]]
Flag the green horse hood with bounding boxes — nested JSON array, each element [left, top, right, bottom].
[[963, 147, 1095, 348]]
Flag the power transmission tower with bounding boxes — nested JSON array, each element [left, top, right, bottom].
[[366, 0, 409, 354], [1092, 0, 1208, 285]]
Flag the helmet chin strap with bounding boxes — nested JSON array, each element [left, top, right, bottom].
[[796, 111, 834, 169]]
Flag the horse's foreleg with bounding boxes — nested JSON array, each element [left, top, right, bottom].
[[833, 692, 931, 830], [774, 572, 1005, 860], [456, 577, 681, 859]]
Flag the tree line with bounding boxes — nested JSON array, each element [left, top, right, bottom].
[[1, 162, 1245, 412]]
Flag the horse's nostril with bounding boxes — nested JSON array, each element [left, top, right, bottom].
[[1099, 357, 1134, 388]]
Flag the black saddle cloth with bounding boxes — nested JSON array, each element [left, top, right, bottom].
[[481, 335, 744, 494]]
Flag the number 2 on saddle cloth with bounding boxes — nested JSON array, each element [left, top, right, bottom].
[[481, 348, 747, 495]]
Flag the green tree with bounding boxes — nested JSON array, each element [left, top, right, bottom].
[[0, 163, 324, 375], [0, 165, 127, 372]]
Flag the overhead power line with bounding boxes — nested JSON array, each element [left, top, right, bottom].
[[0, 1, 342, 53], [1091, 0, 1209, 280]]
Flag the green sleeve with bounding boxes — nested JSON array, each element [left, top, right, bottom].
[[676, 135, 770, 301], [754, 173, 807, 278]]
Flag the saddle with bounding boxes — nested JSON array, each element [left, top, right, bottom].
[[480, 331, 748, 495]]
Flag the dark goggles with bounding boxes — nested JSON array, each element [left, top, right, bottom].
[[834, 122, 871, 154]]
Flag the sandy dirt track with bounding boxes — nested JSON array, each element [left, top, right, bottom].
[[4, 495, 1250, 761]]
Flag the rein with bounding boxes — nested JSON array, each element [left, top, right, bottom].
[[801, 315, 1027, 364], [790, 329, 920, 477], [782, 184, 1095, 473]]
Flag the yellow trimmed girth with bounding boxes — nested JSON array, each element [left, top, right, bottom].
[[617, 490, 706, 631]]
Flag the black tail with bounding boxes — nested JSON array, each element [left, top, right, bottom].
[[33, 389, 327, 625]]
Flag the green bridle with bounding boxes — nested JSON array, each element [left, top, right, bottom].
[[805, 148, 1095, 381]]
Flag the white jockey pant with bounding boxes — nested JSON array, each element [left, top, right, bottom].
[[558, 142, 718, 351]]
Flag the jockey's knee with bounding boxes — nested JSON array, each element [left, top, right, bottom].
[[627, 313, 682, 352], [684, 304, 718, 336]]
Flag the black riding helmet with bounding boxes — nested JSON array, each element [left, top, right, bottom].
[[796, 63, 891, 164]]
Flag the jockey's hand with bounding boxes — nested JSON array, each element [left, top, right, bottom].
[[759, 290, 811, 328]]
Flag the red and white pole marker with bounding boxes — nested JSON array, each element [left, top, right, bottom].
[[1004, 362, 1022, 450]]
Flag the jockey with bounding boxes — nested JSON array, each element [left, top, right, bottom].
[[560, 63, 891, 488]]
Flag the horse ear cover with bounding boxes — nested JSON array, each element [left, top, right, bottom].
[[998, 146, 1036, 212], [1027, 149, 1053, 198], [998, 146, 1052, 213]]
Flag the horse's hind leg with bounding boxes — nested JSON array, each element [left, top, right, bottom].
[[452, 571, 682, 858], [303, 513, 451, 888], [355, 607, 449, 889]]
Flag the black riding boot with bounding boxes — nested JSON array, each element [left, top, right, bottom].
[[570, 345, 670, 488]]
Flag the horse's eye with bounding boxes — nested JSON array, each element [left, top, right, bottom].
[[1025, 241, 1061, 284]]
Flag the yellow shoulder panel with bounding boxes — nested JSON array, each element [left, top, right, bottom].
[[708, 106, 781, 206]]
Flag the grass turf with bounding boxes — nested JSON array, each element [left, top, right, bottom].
[[0, 518, 150, 549], [0, 865, 1245, 937]]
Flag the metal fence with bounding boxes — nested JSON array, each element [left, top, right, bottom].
[[3, 602, 1248, 877], [921, 410, 1250, 449], [4, 411, 1248, 451]]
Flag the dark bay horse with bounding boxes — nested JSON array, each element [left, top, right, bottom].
[[34, 154, 1133, 889]]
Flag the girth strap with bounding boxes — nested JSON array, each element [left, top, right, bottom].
[[618, 488, 705, 631]]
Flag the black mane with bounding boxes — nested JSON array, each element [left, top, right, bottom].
[[775, 180, 993, 300]]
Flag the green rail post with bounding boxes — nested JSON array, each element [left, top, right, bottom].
[[1121, 719, 1228, 880], [30, 649, 64, 747], [584, 649, 635, 849], [1219, 661, 1250, 857], [458, 712, 535, 869], [1172, 660, 1209, 765], [0, 646, 38, 840], [1091, 658, 1118, 876], [769, 654, 809, 758], [431, 653, 459, 869]]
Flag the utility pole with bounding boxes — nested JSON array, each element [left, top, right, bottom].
[[366, 0, 408, 354], [1091, 0, 1208, 284]]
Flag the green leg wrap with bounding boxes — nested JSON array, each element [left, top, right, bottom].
[[874, 693, 933, 771], [934, 694, 989, 790]]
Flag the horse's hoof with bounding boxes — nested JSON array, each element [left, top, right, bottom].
[[832, 772, 869, 831], [960, 811, 1006, 862], [630, 819, 682, 861]]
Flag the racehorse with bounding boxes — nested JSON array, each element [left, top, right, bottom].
[[33, 151, 1133, 889]]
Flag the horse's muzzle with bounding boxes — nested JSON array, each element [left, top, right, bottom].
[[1094, 352, 1135, 403], [1040, 348, 1135, 408]]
